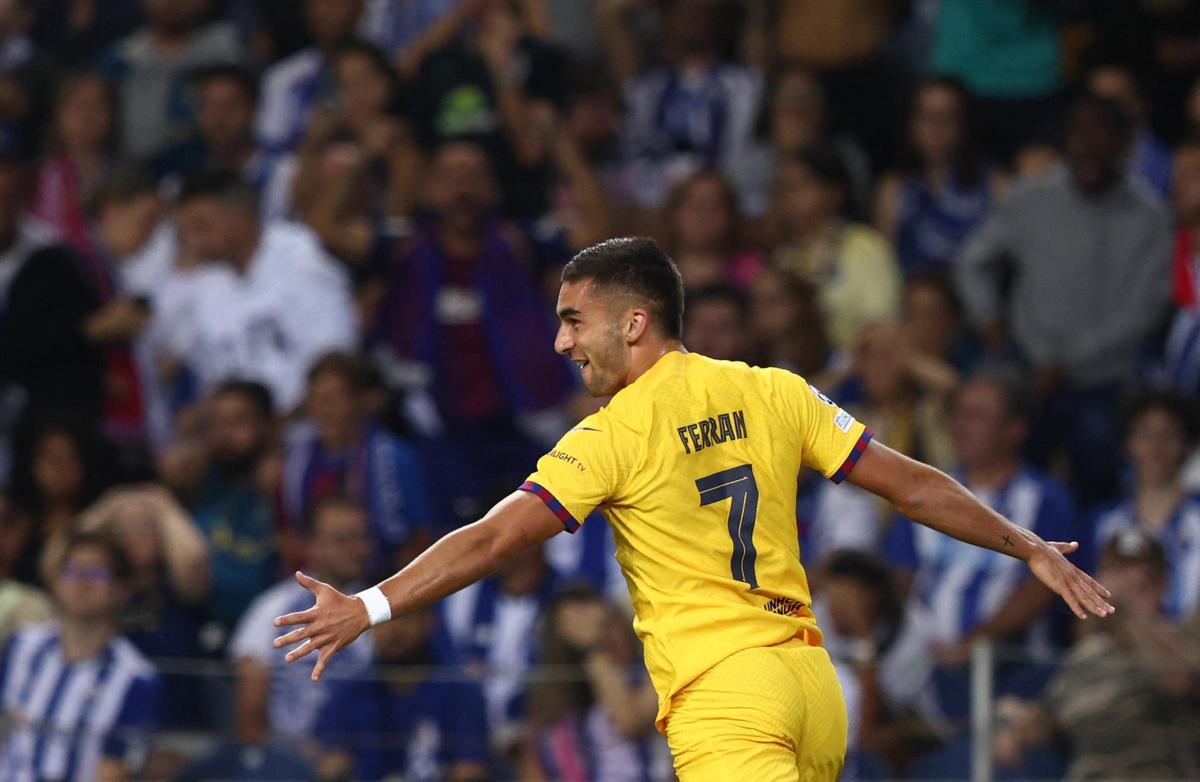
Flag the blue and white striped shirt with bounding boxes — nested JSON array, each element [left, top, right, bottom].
[[0, 623, 159, 782], [229, 578, 374, 740], [888, 468, 1077, 647], [1093, 495, 1200, 621]]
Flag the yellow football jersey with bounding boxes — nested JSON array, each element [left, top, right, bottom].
[[521, 351, 871, 730]]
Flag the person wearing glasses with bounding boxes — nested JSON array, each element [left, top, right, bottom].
[[0, 530, 161, 782]]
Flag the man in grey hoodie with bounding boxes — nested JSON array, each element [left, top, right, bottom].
[[955, 91, 1172, 504]]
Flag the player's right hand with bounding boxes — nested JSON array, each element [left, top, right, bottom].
[[271, 571, 370, 681], [1026, 541, 1115, 620]]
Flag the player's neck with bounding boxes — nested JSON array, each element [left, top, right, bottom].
[[624, 340, 686, 387], [964, 457, 1020, 491]]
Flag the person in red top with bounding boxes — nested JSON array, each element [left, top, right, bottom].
[[1163, 138, 1200, 392]]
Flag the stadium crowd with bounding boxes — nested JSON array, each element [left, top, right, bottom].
[[1, 0, 1200, 779]]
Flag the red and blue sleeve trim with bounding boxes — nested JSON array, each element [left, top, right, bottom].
[[830, 429, 873, 484], [519, 481, 582, 533]]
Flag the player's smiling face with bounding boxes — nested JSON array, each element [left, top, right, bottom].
[[555, 279, 632, 397]]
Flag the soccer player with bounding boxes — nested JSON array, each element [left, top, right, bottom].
[[273, 237, 1114, 781]]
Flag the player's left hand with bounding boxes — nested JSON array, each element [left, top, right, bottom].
[[1026, 541, 1114, 620], [272, 571, 370, 681]]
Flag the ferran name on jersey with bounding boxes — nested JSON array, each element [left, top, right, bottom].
[[677, 409, 747, 454]]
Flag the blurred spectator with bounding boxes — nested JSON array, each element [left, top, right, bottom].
[[441, 543, 558, 758], [256, 0, 365, 152], [839, 323, 959, 465], [80, 165, 171, 450], [543, 509, 625, 606], [152, 170, 356, 413], [1087, 60, 1172, 198], [68, 484, 210, 727], [875, 77, 999, 276], [408, 0, 568, 217], [9, 412, 112, 586], [1163, 136, 1200, 393], [294, 110, 422, 271], [806, 322, 955, 564], [289, 40, 412, 255], [30, 0, 143, 67], [160, 380, 280, 637], [230, 494, 375, 744], [994, 532, 1200, 780], [0, 155, 126, 437], [887, 369, 1079, 721], [368, 141, 574, 513], [0, 494, 53, 643], [902, 271, 982, 377], [811, 550, 935, 779], [1188, 76, 1200, 138], [156, 64, 294, 222], [0, 530, 160, 782], [101, 0, 243, 159], [357, 0, 465, 78], [773, 0, 904, 169], [770, 146, 902, 349], [31, 69, 117, 259], [748, 267, 835, 384], [601, 0, 762, 210], [661, 169, 762, 290], [1094, 391, 1200, 621], [553, 63, 633, 215], [282, 352, 434, 575], [0, 0, 58, 156], [682, 284, 753, 364], [316, 608, 490, 782], [525, 102, 616, 276], [328, 40, 401, 142], [524, 588, 669, 782], [932, 0, 1063, 163], [740, 65, 872, 219], [956, 92, 1172, 505]]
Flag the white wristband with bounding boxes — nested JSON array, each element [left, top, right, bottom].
[[354, 586, 392, 627]]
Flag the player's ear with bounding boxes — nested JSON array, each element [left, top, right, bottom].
[[625, 308, 649, 344]]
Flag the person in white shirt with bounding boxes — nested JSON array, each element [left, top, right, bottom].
[[229, 495, 375, 744], [151, 170, 356, 413]]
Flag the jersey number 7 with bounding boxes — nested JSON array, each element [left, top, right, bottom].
[[696, 464, 760, 589]]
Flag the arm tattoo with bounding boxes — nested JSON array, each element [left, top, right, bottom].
[[1002, 534, 1015, 549]]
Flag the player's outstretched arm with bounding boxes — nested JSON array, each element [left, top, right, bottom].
[[847, 440, 1115, 621], [272, 490, 565, 680]]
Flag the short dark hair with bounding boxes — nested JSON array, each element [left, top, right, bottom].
[[211, 379, 274, 419], [1066, 89, 1133, 141], [686, 283, 748, 320], [561, 237, 685, 339], [307, 351, 372, 394], [91, 163, 157, 216], [904, 269, 965, 320], [177, 168, 260, 213], [1101, 529, 1167, 581], [305, 492, 366, 537], [793, 145, 850, 192], [334, 40, 399, 109], [1122, 388, 1200, 446], [194, 63, 260, 104], [961, 364, 1034, 422], [59, 529, 133, 584]]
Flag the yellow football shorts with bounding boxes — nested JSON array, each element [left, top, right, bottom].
[[664, 640, 848, 782]]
